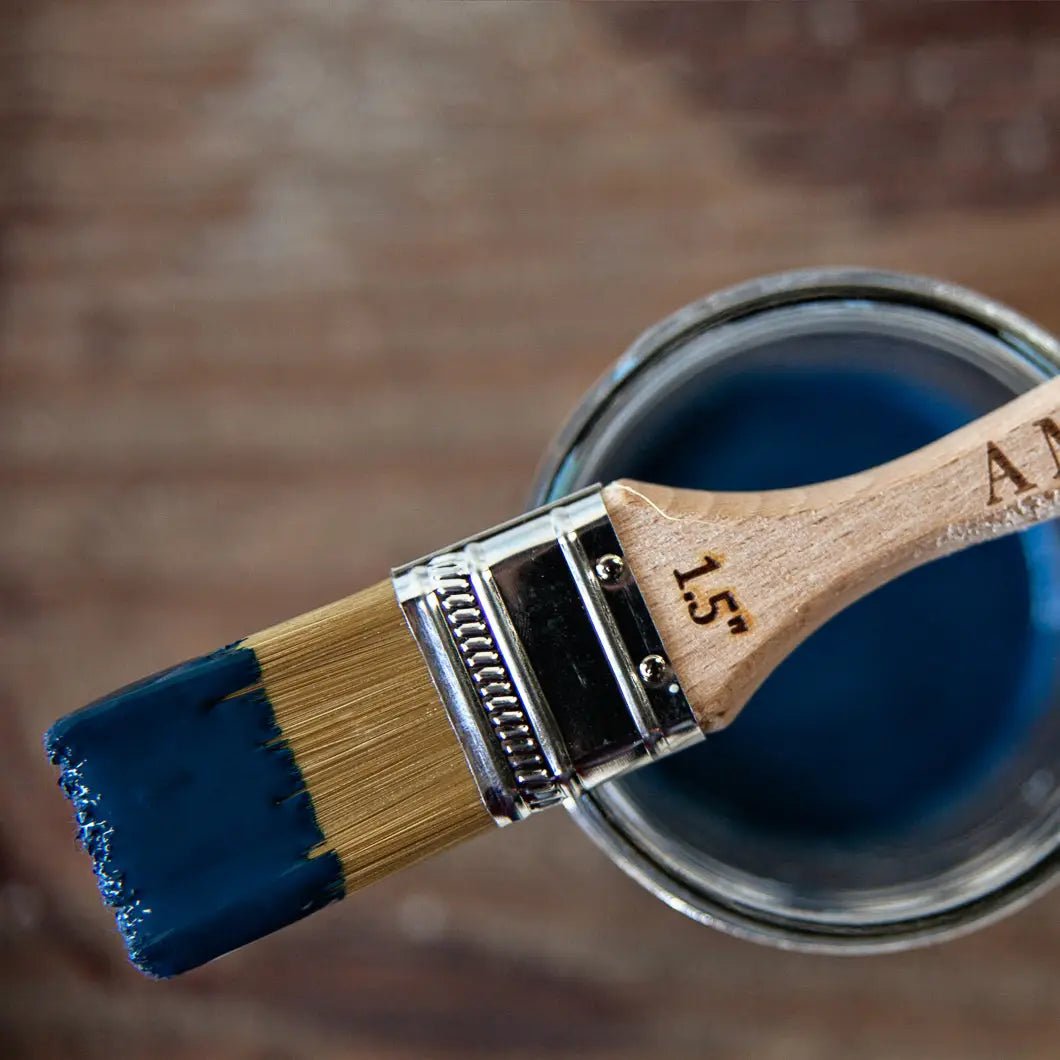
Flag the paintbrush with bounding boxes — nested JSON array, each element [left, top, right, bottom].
[[45, 373, 1060, 976]]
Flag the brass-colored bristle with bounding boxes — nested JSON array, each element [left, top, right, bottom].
[[244, 581, 491, 892]]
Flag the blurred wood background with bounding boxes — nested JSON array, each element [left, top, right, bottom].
[[3, 2, 1060, 1057]]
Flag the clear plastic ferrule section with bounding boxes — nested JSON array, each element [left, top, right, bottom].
[[391, 487, 703, 826]]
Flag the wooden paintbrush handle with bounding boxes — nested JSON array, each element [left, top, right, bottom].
[[603, 374, 1060, 731]]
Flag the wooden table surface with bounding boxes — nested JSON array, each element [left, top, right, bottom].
[[3, 3, 1060, 1057]]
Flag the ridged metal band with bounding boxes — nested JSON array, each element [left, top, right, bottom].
[[427, 560, 563, 812], [392, 487, 703, 825]]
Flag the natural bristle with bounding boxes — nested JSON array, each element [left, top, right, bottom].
[[245, 581, 491, 891], [45, 581, 490, 977]]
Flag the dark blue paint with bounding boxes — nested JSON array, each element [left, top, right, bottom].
[[616, 365, 1056, 841], [45, 646, 343, 978]]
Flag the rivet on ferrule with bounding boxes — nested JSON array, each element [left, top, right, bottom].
[[638, 654, 671, 688], [594, 553, 627, 587]]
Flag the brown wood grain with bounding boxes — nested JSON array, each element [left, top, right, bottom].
[[3, 2, 1060, 1057]]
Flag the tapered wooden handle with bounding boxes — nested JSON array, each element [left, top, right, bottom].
[[603, 375, 1060, 731]]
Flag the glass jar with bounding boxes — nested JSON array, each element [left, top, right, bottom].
[[532, 269, 1060, 951]]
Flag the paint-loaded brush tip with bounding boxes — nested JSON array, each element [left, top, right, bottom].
[[44, 582, 490, 977]]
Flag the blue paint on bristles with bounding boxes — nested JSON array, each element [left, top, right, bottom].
[[44, 583, 487, 978], [45, 644, 344, 978]]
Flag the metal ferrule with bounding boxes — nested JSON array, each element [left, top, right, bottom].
[[392, 487, 703, 825]]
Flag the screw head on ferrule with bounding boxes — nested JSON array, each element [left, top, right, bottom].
[[594, 553, 627, 587], [638, 654, 671, 688]]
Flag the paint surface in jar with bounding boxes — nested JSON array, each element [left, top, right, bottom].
[[615, 356, 1055, 843]]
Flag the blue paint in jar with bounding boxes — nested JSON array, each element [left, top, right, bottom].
[[555, 316, 1060, 877], [619, 363, 1052, 843]]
